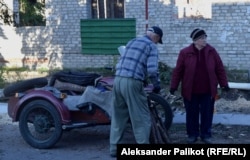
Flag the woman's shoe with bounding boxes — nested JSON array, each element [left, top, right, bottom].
[[202, 138, 212, 144], [187, 137, 197, 144]]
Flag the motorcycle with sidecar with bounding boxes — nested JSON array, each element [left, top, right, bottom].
[[4, 47, 173, 149]]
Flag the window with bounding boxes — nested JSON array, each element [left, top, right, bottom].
[[91, 0, 124, 19], [175, 0, 211, 19]]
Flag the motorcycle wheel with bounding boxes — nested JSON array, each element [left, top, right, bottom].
[[148, 93, 173, 131], [19, 100, 62, 149]]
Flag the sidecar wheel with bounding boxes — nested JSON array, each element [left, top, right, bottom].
[[148, 93, 173, 131], [19, 100, 62, 149]]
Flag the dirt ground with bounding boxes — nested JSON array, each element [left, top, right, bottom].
[[168, 89, 250, 143], [1, 112, 250, 160], [0, 88, 250, 160], [0, 113, 114, 160]]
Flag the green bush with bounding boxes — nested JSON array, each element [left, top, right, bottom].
[[158, 61, 173, 85]]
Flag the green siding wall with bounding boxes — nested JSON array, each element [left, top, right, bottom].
[[80, 19, 136, 55]]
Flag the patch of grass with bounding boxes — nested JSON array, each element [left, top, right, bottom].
[[226, 69, 249, 82]]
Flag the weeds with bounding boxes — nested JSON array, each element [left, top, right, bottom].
[[0, 64, 249, 88]]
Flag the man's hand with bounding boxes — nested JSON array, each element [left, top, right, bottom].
[[153, 86, 161, 94], [170, 88, 176, 95], [143, 80, 148, 87]]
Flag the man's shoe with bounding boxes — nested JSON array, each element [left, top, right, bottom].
[[110, 152, 117, 158], [187, 137, 197, 144], [202, 138, 212, 144]]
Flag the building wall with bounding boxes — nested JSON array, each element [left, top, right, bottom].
[[1, 0, 250, 70]]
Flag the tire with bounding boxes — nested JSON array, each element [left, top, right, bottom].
[[48, 71, 101, 86], [19, 100, 62, 149], [3, 77, 48, 97], [148, 93, 173, 131]]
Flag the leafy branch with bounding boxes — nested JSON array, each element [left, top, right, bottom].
[[0, 0, 13, 25]]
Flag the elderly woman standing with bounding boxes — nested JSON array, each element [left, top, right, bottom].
[[170, 28, 229, 144]]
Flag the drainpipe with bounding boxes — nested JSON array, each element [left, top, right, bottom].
[[145, 0, 148, 30], [228, 82, 250, 90]]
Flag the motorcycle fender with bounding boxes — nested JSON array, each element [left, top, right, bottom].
[[13, 90, 71, 124]]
